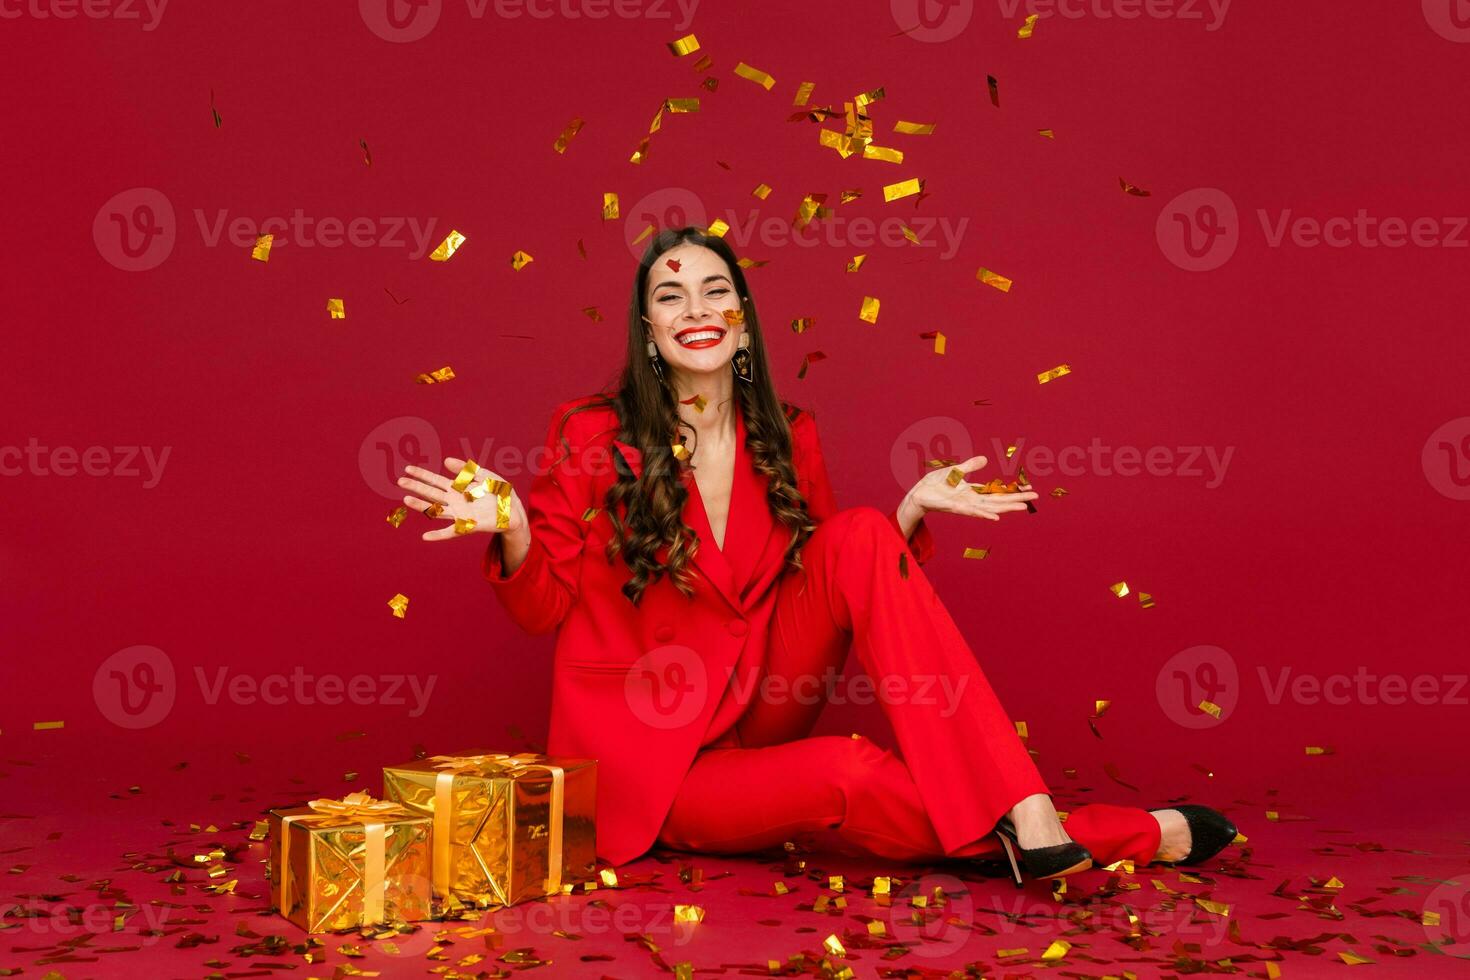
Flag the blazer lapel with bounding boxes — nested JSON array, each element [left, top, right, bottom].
[[609, 406, 762, 616]]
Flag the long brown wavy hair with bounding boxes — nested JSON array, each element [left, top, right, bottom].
[[552, 227, 818, 607]]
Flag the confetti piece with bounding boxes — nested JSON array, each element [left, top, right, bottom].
[[1338, 951, 1373, 966], [1015, 721, 1029, 742], [1110, 581, 1131, 598], [387, 506, 407, 528], [706, 218, 730, 237], [918, 329, 946, 354], [1120, 177, 1152, 196], [859, 296, 880, 323], [415, 366, 456, 384], [840, 187, 863, 203], [1038, 128, 1055, 139], [795, 192, 827, 228], [602, 193, 619, 220], [962, 547, 990, 560], [1138, 591, 1156, 608], [454, 518, 477, 535], [1305, 745, 1337, 755], [791, 317, 814, 333], [893, 120, 936, 135], [847, 253, 867, 272], [976, 267, 1012, 292], [1199, 700, 1223, 719], [796, 350, 827, 379], [736, 256, 768, 269], [752, 182, 772, 199], [734, 62, 775, 89], [429, 230, 465, 261], [898, 553, 909, 579], [553, 117, 584, 154], [823, 935, 846, 957], [511, 250, 533, 271], [33, 720, 64, 730], [671, 442, 690, 461], [721, 308, 745, 327], [668, 33, 699, 56], [250, 234, 273, 262], [387, 593, 409, 618], [1050, 487, 1068, 496], [987, 75, 1000, 107], [1041, 938, 1070, 960], [673, 904, 704, 923], [360, 138, 372, 166], [326, 297, 345, 319], [1017, 13, 1039, 37], [883, 178, 922, 202], [582, 306, 603, 321], [793, 81, 815, 105], [1197, 898, 1231, 916], [862, 144, 903, 164], [1037, 363, 1071, 384]]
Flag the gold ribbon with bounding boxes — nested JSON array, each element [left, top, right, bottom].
[[427, 753, 565, 900], [278, 791, 410, 926]]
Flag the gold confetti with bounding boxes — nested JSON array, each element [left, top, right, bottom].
[[1120, 176, 1152, 197], [823, 934, 846, 957], [733, 62, 775, 89], [976, 266, 1013, 292], [582, 306, 603, 321], [671, 442, 690, 461], [752, 182, 772, 199], [553, 117, 584, 154], [997, 947, 1028, 957], [1110, 581, 1130, 598], [250, 234, 273, 262], [415, 365, 455, 384], [791, 317, 814, 333], [1338, 951, 1373, 966], [706, 218, 730, 237], [1138, 591, 1156, 608], [1423, 910, 1441, 926], [1051, 487, 1068, 497], [859, 296, 880, 323], [1037, 363, 1072, 384], [1041, 938, 1070, 960], [326, 297, 345, 319], [840, 187, 863, 204], [668, 33, 699, 56], [847, 253, 867, 272], [1017, 13, 1040, 37], [673, 904, 704, 924], [794, 81, 815, 105], [919, 329, 945, 354], [1324, 875, 1346, 888], [387, 593, 409, 618], [794, 192, 827, 228], [511, 250, 534, 271], [1199, 700, 1223, 718], [883, 178, 922, 202], [429, 229, 465, 261], [666, 97, 700, 113], [862, 144, 903, 164], [893, 120, 936, 135], [1305, 745, 1336, 755], [454, 518, 477, 535], [450, 459, 480, 492], [581, 507, 601, 522], [386, 506, 407, 528], [33, 720, 64, 731], [602, 193, 619, 220], [962, 547, 990, 560], [360, 138, 372, 166], [772, 881, 789, 895], [1038, 128, 1056, 139], [1197, 898, 1231, 916], [721, 308, 745, 327], [898, 552, 909, 579]]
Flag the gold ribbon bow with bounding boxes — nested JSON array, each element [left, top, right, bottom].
[[425, 753, 565, 901], [280, 791, 411, 926]]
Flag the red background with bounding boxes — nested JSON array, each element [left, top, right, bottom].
[[3, 0, 1469, 973]]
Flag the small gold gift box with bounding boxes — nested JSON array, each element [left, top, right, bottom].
[[268, 791, 433, 933], [382, 750, 596, 907]]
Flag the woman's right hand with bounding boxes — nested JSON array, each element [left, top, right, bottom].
[[398, 456, 529, 542]]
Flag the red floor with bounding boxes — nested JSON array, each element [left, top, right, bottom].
[[4, 738, 1467, 979]]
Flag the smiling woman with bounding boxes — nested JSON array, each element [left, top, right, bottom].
[[395, 226, 1236, 878]]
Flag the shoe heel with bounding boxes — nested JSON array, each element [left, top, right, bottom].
[[995, 832, 1025, 889]]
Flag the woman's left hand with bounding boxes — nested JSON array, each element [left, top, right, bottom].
[[904, 455, 1038, 522]]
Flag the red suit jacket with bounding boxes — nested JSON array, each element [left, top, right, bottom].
[[483, 395, 935, 866]]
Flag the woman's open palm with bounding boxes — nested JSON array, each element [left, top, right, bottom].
[[908, 454, 1039, 522], [397, 456, 528, 542]]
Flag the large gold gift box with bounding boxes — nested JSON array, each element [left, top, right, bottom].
[[382, 750, 597, 907], [268, 791, 433, 933]]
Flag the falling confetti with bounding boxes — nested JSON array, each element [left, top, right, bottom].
[[250, 234, 273, 262], [976, 267, 1013, 292], [387, 593, 409, 618], [553, 117, 584, 154], [859, 296, 880, 323], [360, 138, 372, 167], [668, 33, 699, 56], [1037, 363, 1072, 384], [429, 230, 465, 261], [326, 298, 345, 320], [733, 62, 775, 89], [1017, 13, 1040, 37], [1120, 177, 1152, 196]]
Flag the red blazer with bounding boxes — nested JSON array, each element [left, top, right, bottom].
[[483, 395, 935, 866]]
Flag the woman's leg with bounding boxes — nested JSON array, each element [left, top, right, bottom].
[[735, 506, 1050, 856]]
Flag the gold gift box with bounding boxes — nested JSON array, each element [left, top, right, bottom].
[[382, 750, 596, 907], [268, 792, 433, 933]]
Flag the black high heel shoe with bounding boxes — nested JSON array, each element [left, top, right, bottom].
[[1149, 804, 1238, 866], [992, 815, 1093, 888]]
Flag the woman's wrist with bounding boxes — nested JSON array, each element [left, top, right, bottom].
[[896, 491, 927, 539], [495, 527, 532, 577]]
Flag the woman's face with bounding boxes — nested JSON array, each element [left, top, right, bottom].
[[643, 243, 745, 381]]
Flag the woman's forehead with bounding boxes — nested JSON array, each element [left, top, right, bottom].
[[648, 244, 731, 288]]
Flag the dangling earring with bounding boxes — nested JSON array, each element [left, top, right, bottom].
[[732, 332, 754, 384], [646, 336, 665, 382]]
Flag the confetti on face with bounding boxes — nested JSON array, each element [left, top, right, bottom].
[[666, 258, 680, 271]]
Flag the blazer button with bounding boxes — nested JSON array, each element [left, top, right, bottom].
[[654, 624, 675, 642], [726, 620, 748, 637]]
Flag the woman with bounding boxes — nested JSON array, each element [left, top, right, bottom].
[[396, 227, 1237, 883]]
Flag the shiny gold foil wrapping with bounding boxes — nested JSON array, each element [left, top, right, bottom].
[[382, 750, 596, 908], [267, 795, 433, 934]]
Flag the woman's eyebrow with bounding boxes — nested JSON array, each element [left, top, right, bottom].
[[651, 274, 733, 291]]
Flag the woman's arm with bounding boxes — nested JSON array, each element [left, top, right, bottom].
[[481, 406, 594, 635], [794, 412, 936, 565]]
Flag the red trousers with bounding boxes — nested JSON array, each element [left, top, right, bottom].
[[656, 507, 1162, 867]]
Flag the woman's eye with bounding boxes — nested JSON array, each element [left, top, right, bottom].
[[708, 288, 729, 297], [657, 294, 680, 303]]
